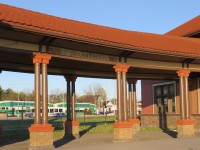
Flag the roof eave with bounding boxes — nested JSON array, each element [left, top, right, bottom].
[[1, 21, 200, 60]]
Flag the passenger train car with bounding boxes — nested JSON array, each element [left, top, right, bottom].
[[0, 101, 97, 117]]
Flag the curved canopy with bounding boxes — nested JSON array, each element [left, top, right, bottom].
[[0, 3, 200, 79]]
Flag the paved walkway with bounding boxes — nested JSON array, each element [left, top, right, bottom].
[[1, 131, 200, 150]]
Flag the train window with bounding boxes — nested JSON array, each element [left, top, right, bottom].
[[54, 109, 58, 112], [50, 109, 53, 113], [59, 109, 62, 112], [26, 107, 30, 111]]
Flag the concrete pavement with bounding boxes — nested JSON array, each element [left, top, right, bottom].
[[1, 131, 200, 150]]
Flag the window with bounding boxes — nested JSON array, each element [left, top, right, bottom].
[[163, 86, 168, 95], [169, 85, 174, 94], [164, 97, 168, 112], [156, 87, 161, 96], [153, 82, 176, 114], [172, 97, 176, 112], [157, 98, 161, 107]]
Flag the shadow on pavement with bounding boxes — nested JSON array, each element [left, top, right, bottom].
[[54, 137, 74, 148], [0, 129, 29, 148], [54, 124, 97, 148], [80, 124, 97, 137], [162, 129, 177, 138]]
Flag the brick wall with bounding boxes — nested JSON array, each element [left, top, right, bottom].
[[141, 114, 179, 129], [141, 79, 198, 115], [141, 114, 200, 131], [190, 79, 198, 114], [141, 80, 168, 114], [192, 114, 200, 132]]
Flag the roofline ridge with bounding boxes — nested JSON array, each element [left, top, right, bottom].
[[164, 15, 200, 36], [0, 3, 143, 34]]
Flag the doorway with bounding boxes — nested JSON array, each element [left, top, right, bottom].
[[154, 82, 176, 130], [157, 97, 168, 129]]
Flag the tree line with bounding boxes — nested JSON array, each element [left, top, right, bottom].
[[0, 86, 34, 101], [0, 84, 114, 105]]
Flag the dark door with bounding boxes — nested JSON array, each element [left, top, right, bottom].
[[158, 97, 168, 130]]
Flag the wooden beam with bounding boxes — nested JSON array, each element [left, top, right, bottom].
[[127, 58, 200, 71], [0, 61, 179, 79]]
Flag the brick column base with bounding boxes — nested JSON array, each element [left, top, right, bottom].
[[129, 119, 140, 135], [113, 122, 133, 142], [63, 121, 80, 139], [177, 119, 195, 138], [28, 124, 54, 150]]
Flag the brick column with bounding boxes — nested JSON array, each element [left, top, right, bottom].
[[176, 69, 194, 137], [33, 56, 41, 125], [128, 79, 140, 134], [122, 71, 128, 121], [115, 67, 122, 122], [29, 53, 54, 150], [41, 55, 51, 124], [64, 75, 80, 139], [70, 76, 77, 121], [128, 82, 133, 119], [113, 64, 133, 141], [65, 77, 71, 121]]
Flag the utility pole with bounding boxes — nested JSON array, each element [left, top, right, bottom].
[[17, 91, 19, 117]]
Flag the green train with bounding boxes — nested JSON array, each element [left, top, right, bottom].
[[0, 101, 97, 117]]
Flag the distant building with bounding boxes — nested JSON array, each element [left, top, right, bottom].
[[106, 101, 117, 113], [137, 101, 142, 114]]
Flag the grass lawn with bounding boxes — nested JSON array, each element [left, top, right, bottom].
[[1, 115, 116, 140], [1, 115, 165, 141], [140, 127, 163, 132], [53, 124, 114, 140], [0, 115, 116, 129]]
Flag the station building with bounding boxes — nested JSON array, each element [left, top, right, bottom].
[[1, 3, 200, 149], [141, 16, 200, 131]]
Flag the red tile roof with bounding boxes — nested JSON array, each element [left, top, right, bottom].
[[165, 15, 200, 37], [0, 3, 200, 57]]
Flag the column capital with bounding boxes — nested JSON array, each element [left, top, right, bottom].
[[33, 54, 42, 64], [177, 69, 191, 77], [41, 54, 51, 64], [127, 79, 137, 84], [113, 64, 130, 73], [64, 75, 77, 82], [68, 76, 77, 82], [33, 53, 52, 64]]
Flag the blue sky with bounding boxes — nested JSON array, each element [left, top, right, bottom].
[[0, 0, 200, 100]]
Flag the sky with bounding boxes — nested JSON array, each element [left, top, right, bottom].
[[0, 0, 200, 100]]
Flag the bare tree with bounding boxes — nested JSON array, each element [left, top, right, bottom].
[[77, 83, 107, 111], [84, 83, 101, 95]]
